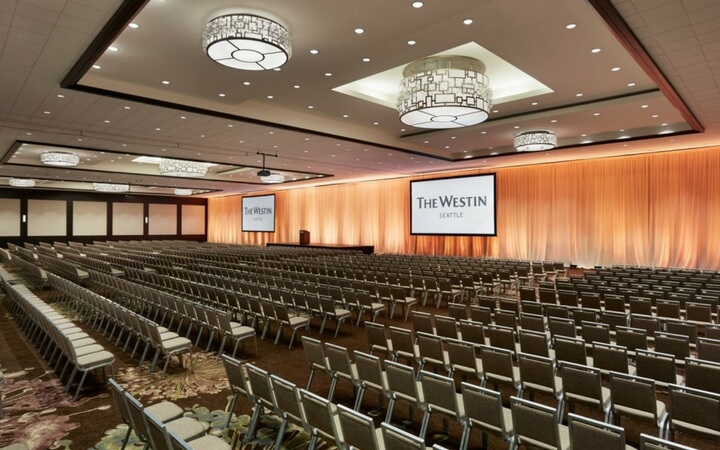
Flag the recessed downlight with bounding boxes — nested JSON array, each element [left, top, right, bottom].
[[309, 49, 319, 54], [407, 40, 416, 45], [412, 1, 424, 8], [161, 80, 170, 85], [92, 64, 101, 69], [566, 23, 577, 29], [354, 27, 365, 34], [108, 46, 118, 52], [463, 18, 473, 25], [611, 67, 620, 72], [362, 57, 370, 62], [591, 48, 601, 53], [128, 22, 139, 29], [627, 82, 636, 87]]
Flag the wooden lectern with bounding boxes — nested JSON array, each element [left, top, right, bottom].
[[299, 230, 310, 245]]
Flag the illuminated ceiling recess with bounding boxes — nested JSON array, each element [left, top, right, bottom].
[[174, 188, 193, 196], [93, 183, 129, 192], [397, 56, 493, 129], [40, 152, 79, 167], [201, 14, 292, 71], [514, 131, 558, 151], [159, 159, 209, 177], [9, 179, 35, 187]]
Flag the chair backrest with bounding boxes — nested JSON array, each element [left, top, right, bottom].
[[615, 325, 648, 354], [631, 314, 660, 338], [325, 342, 355, 380], [697, 337, 720, 363], [222, 355, 252, 401], [635, 349, 679, 387], [519, 312, 546, 333], [108, 378, 131, 426], [354, 350, 385, 392], [461, 382, 513, 441], [337, 404, 382, 450], [381, 422, 426, 450], [580, 292, 601, 310], [685, 357, 720, 394], [592, 342, 631, 374], [434, 315, 458, 340], [665, 320, 698, 344], [568, 413, 626, 450], [656, 300, 681, 319], [668, 384, 720, 439], [389, 326, 416, 362], [518, 352, 558, 396], [143, 410, 173, 450], [124, 391, 151, 443], [416, 331, 446, 369], [572, 308, 599, 329], [510, 396, 564, 450], [419, 370, 462, 422], [299, 388, 342, 445], [486, 324, 516, 354], [411, 311, 434, 335], [581, 321, 610, 346], [553, 335, 588, 366], [470, 305, 493, 325], [494, 309, 518, 331], [480, 345, 517, 386], [448, 302, 468, 321], [365, 321, 390, 357], [639, 433, 698, 450], [654, 331, 690, 361], [459, 319, 486, 347], [519, 329, 550, 358], [608, 371, 660, 422], [246, 363, 275, 410], [384, 360, 420, 406], [446, 337, 479, 375], [560, 361, 604, 409], [548, 317, 576, 340], [269, 374, 304, 425], [521, 300, 544, 315]]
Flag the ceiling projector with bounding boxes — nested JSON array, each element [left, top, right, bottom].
[[257, 169, 271, 177]]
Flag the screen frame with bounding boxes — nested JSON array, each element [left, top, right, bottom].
[[410, 172, 497, 237], [241, 193, 276, 233]]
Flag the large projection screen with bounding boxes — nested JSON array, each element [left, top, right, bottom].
[[242, 194, 276, 232], [28, 199, 67, 236], [410, 173, 496, 236], [73, 201, 107, 236], [0, 199, 21, 237]]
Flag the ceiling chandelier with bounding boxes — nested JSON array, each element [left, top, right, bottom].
[[41, 151, 79, 166], [397, 55, 493, 129], [256, 151, 284, 183], [514, 131, 558, 151], [202, 14, 292, 71], [93, 183, 129, 192], [174, 188, 193, 196], [159, 159, 209, 177], [9, 178, 35, 187]]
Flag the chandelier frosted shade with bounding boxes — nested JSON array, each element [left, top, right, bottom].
[[9, 178, 35, 187], [41, 152, 79, 166], [398, 56, 493, 129], [93, 183, 129, 192], [159, 159, 209, 177], [174, 188, 193, 196], [261, 173, 284, 184], [202, 14, 291, 71], [514, 131, 558, 151]]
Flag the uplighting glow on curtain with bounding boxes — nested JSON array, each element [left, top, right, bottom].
[[208, 146, 720, 269]]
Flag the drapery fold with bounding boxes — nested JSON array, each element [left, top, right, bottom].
[[209, 146, 720, 269]]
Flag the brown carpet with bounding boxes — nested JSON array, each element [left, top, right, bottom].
[[0, 270, 717, 449]]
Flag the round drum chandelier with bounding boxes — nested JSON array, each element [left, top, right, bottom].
[[159, 159, 209, 177], [514, 131, 558, 151], [202, 14, 292, 71], [93, 183, 129, 193], [9, 178, 35, 187], [397, 56, 493, 129], [40, 151, 79, 167]]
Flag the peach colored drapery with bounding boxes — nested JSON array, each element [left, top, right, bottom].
[[209, 146, 720, 269]]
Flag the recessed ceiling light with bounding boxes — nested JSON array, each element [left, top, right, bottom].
[[593, 112, 600, 116], [481, 131, 487, 134], [228, 124, 233, 127], [308, 105, 314, 109], [531, 102, 538, 106], [123, 106, 131, 109], [92, 64, 101, 69], [310, 49, 319, 54], [451, 136, 457, 140], [342, 114, 349, 118], [581, 134, 587, 137], [354, 27, 365, 34], [180, 116, 186, 119], [218, 93, 226, 97], [243, 81, 251, 86], [155, 127, 161, 131], [627, 82, 636, 87], [57, 94, 64, 98], [492, 109, 499, 113], [104, 120, 110, 123], [550, 119, 558, 123], [267, 95, 274, 99], [161, 80, 170, 85], [324, 72, 332, 76], [412, 1, 424, 8], [661, 123, 668, 126], [373, 122, 379, 125], [463, 18, 473, 25], [641, 104, 648, 108], [611, 67, 620, 72], [566, 23, 577, 29], [108, 46, 118, 52], [407, 40, 416, 45], [293, 84, 300, 88], [43, 111, 50, 114], [591, 48, 601, 53], [362, 57, 370, 62], [652, 114, 659, 118], [576, 93, 583, 97], [128, 22, 139, 29], [513, 125, 520, 129]]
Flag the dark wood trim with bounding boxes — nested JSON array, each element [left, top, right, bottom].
[[61, 0, 150, 88], [587, 0, 704, 132]]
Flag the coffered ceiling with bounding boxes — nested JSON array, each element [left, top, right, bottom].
[[0, 0, 718, 197]]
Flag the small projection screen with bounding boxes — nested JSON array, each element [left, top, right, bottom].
[[410, 173, 496, 236], [242, 194, 276, 232]]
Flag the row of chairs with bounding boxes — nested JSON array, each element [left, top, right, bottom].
[[2, 279, 114, 400], [109, 378, 230, 450], [47, 273, 196, 375]]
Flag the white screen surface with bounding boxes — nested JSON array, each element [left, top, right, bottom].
[[242, 194, 275, 232], [411, 174, 496, 236]]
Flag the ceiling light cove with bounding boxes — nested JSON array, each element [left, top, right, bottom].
[[202, 14, 292, 71]]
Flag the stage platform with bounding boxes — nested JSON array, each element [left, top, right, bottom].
[[267, 242, 374, 255]]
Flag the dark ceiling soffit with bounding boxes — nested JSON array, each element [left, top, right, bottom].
[[7, 140, 334, 181], [587, 0, 704, 133]]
